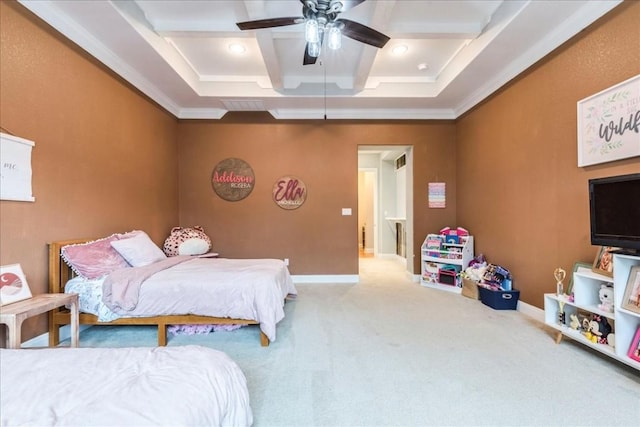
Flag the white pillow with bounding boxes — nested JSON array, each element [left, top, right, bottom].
[[110, 231, 167, 267]]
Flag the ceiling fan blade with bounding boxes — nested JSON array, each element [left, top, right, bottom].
[[338, 18, 390, 49], [237, 17, 304, 30], [303, 43, 318, 66]]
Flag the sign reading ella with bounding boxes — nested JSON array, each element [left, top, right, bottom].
[[273, 176, 307, 210], [211, 158, 255, 201]]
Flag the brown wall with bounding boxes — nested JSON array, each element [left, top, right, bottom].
[[0, 1, 179, 341], [456, 1, 640, 307], [1, 0, 638, 344], [177, 118, 457, 274]]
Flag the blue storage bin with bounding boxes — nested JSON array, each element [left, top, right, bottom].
[[478, 286, 520, 310]]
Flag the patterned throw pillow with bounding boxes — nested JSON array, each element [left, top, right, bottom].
[[61, 234, 130, 279]]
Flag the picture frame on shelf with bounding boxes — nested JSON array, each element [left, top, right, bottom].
[[628, 326, 640, 363], [621, 265, 640, 314], [0, 263, 33, 306], [566, 261, 592, 295], [591, 246, 617, 277]]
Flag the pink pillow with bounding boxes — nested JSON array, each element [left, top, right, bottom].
[[61, 235, 130, 279], [110, 231, 167, 267]]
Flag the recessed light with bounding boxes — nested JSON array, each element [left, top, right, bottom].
[[417, 63, 429, 71], [392, 45, 408, 55], [228, 43, 246, 54]]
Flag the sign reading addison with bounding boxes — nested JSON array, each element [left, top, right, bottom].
[[273, 175, 307, 210], [211, 158, 255, 201]]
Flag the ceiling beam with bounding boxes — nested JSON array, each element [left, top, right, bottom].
[[352, 0, 396, 92]]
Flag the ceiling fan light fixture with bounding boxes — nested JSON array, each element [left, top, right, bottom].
[[236, 0, 390, 66], [392, 45, 408, 55], [305, 19, 320, 43], [327, 26, 341, 50], [308, 41, 321, 58], [228, 43, 246, 54]]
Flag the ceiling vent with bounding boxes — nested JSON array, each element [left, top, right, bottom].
[[395, 154, 406, 170], [222, 100, 266, 111]]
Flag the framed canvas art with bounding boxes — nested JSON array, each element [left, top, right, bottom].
[[622, 265, 640, 315], [577, 74, 640, 167], [0, 263, 32, 306]]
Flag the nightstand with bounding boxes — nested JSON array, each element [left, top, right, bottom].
[[0, 293, 79, 348]]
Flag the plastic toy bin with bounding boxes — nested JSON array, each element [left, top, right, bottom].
[[478, 286, 520, 310]]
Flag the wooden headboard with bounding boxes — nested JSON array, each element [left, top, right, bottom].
[[48, 239, 93, 294]]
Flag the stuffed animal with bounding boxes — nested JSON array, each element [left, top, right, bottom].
[[585, 314, 612, 345], [597, 284, 614, 313], [569, 314, 581, 330], [163, 226, 212, 257]]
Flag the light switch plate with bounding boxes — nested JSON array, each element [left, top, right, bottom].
[[342, 208, 352, 216]]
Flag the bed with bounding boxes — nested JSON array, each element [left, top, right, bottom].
[[48, 234, 297, 347], [0, 345, 253, 426]]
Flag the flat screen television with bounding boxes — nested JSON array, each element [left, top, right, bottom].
[[589, 173, 640, 253]]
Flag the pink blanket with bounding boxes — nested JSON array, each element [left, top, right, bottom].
[[102, 256, 192, 311]]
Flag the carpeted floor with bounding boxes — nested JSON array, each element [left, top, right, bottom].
[[64, 257, 639, 426]]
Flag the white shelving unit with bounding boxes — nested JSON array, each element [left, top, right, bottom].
[[420, 235, 474, 294], [544, 253, 640, 370]]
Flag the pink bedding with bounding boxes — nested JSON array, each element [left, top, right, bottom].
[[102, 255, 192, 311], [98, 257, 296, 342]]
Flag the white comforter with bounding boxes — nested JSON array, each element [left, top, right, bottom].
[[0, 346, 252, 426], [67, 257, 297, 342]]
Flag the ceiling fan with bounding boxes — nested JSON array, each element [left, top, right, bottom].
[[236, 0, 390, 65]]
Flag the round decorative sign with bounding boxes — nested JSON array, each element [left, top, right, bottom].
[[211, 158, 255, 201], [273, 175, 307, 210]]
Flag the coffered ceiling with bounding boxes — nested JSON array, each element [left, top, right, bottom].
[[19, 0, 621, 120]]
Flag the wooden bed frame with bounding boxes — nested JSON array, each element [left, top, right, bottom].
[[48, 239, 269, 347]]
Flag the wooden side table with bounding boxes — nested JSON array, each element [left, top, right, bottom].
[[0, 293, 79, 348]]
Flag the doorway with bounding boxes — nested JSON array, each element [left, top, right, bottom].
[[357, 146, 414, 274], [358, 169, 377, 257]]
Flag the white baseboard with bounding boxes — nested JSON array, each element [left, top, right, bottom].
[[517, 299, 544, 322]]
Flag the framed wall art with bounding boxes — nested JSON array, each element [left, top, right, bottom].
[[273, 176, 307, 210], [622, 265, 640, 315], [577, 74, 640, 167], [428, 182, 445, 208], [0, 132, 35, 202], [210, 158, 255, 202], [591, 246, 617, 277], [628, 326, 640, 362], [0, 263, 33, 306]]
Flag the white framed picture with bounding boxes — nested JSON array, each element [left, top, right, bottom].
[[0, 264, 33, 306], [577, 74, 640, 167]]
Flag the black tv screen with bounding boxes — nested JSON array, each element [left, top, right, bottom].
[[589, 173, 640, 251]]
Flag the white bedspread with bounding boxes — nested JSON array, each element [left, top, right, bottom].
[[66, 257, 297, 342], [0, 345, 252, 426]]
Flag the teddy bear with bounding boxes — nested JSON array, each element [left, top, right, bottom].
[[163, 226, 212, 257], [597, 283, 614, 313]]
